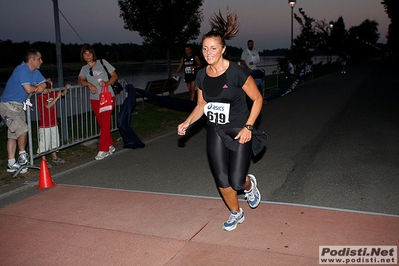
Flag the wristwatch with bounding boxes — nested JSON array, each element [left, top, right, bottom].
[[244, 124, 254, 131]]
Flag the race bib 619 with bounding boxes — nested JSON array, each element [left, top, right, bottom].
[[204, 102, 230, 125]]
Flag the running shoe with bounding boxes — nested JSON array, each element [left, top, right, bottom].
[[7, 162, 28, 174], [222, 208, 245, 231], [109, 146, 116, 154], [95, 151, 109, 160], [244, 174, 261, 209], [18, 152, 29, 165]]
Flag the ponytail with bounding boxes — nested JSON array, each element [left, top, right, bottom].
[[203, 8, 240, 46]]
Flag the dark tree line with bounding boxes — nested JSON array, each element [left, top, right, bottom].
[[292, 8, 386, 65], [0, 40, 252, 68], [0, 40, 181, 67]]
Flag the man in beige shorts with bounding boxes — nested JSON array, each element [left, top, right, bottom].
[[0, 49, 50, 173]]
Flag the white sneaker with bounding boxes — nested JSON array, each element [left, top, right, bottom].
[[109, 146, 116, 154], [222, 208, 245, 231], [244, 174, 261, 209], [18, 152, 29, 165], [7, 162, 28, 174], [94, 151, 109, 160]]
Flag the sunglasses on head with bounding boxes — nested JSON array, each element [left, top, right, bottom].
[[89, 67, 93, 76]]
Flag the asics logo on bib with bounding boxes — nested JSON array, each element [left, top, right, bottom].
[[207, 103, 225, 111]]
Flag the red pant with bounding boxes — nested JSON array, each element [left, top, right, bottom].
[[90, 98, 115, 152]]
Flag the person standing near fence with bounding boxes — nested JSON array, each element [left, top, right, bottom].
[[177, 9, 264, 231], [36, 78, 70, 168], [78, 45, 119, 160], [174, 44, 202, 101], [285, 59, 294, 79], [0, 48, 50, 173]]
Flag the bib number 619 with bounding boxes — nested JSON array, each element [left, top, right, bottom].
[[207, 111, 227, 124]]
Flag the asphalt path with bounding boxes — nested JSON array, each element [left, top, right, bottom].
[[1, 58, 398, 216]]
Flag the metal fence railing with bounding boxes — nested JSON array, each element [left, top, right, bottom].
[[20, 79, 128, 175], [256, 63, 280, 96]]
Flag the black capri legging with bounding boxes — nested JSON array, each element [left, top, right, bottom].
[[206, 125, 252, 190]]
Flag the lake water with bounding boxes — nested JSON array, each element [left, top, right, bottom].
[[0, 55, 336, 95]]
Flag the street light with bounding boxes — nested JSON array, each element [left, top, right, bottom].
[[328, 21, 334, 63], [329, 20, 334, 29], [288, 0, 296, 63]]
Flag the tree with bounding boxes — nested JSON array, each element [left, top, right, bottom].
[[294, 9, 349, 64], [293, 8, 322, 64], [314, 19, 333, 62], [329, 17, 347, 53], [293, 8, 381, 64], [118, 0, 204, 77], [346, 19, 380, 61], [315, 17, 347, 62], [381, 0, 399, 57]]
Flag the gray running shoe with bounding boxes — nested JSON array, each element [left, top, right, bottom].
[[109, 146, 116, 154], [7, 162, 28, 174], [95, 151, 110, 160], [18, 152, 29, 166]]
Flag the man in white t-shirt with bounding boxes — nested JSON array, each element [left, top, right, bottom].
[[240, 40, 260, 72], [285, 59, 294, 78]]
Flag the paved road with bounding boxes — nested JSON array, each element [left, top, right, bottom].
[[1, 58, 398, 216]]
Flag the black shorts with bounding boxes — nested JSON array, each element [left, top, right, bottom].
[[184, 73, 196, 83]]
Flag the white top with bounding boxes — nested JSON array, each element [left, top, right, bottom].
[[241, 48, 260, 70]]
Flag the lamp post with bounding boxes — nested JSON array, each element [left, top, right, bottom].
[[328, 21, 334, 63], [288, 0, 296, 63]]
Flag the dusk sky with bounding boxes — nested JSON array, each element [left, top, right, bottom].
[[0, 0, 389, 51]]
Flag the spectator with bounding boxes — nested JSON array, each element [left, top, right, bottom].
[[240, 40, 260, 73], [0, 48, 50, 173], [174, 44, 202, 101], [285, 59, 294, 78], [36, 78, 70, 168], [78, 44, 118, 160], [177, 9, 264, 231]]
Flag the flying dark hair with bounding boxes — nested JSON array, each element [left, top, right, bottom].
[[203, 9, 240, 47]]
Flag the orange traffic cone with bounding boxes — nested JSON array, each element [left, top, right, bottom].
[[37, 160, 56, 189]]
